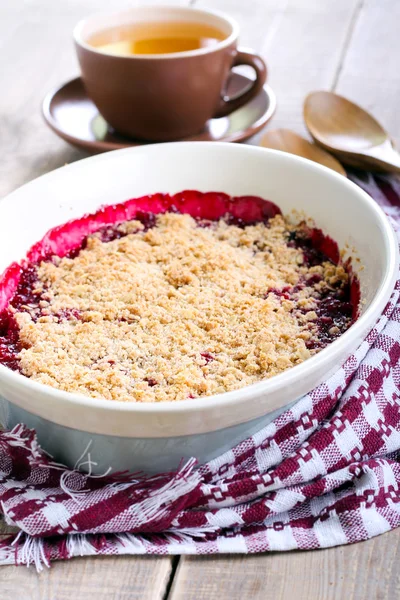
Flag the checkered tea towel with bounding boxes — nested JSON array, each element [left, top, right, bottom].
[[1, 171, 400, 569]]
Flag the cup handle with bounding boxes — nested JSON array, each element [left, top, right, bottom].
[[214, 48, 267, 118]]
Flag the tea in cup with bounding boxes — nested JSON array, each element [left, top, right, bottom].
[[90, 20, 227, 56]]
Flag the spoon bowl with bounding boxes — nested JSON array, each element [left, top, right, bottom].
[[304, 91, 400, 174], [261, 128, 346, 176]]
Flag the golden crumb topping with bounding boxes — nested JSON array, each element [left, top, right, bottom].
[[13, 213, 348, 402]]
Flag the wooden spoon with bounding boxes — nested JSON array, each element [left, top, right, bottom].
[[304, 91, 400, 174], [261, 128, 347, 176]]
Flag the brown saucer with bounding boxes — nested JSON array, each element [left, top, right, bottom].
[[42, 74, 276, 154]]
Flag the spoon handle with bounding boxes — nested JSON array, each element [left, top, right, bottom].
[[363, 139, 400, 174]]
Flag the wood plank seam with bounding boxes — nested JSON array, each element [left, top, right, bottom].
[[331, 0, 365, 90], [164, 556, 181, 600]]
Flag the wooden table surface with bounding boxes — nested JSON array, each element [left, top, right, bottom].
[[1, 0, 400, 597]]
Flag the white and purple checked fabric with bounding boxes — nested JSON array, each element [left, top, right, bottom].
[[1, 172, 400, 569]]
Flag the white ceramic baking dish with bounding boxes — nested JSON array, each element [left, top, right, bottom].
[[0, 143, 397, 473]]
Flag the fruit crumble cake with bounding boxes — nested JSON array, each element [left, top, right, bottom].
[[0, 191, 358, 403]]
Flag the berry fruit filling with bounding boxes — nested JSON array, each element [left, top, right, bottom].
[[0, 191, 359, 403]]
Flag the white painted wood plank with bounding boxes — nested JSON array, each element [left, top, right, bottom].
[[335, 0, 400, 146], [259, 0, 363, 137], [169, 528, 400, 600], [1, 554, 174, 600]]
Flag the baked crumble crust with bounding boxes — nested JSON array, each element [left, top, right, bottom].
[[12, 213, 350, 402]]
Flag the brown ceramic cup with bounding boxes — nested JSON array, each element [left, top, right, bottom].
[[73, 6, 267, 141]]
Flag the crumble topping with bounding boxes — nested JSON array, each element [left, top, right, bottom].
[[8, 212, 351, 402]]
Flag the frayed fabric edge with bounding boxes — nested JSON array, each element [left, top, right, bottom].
[[0, 527, 221, 570]]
